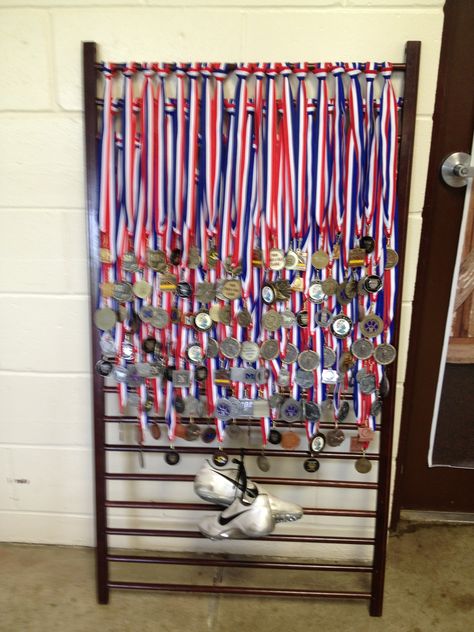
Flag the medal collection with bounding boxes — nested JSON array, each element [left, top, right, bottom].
[[94, 61, 400, 533]]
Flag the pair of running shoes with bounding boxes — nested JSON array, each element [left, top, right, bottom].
[[194, 459, 304, 539]]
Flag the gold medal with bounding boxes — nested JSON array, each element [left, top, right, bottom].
[[222, 279, 242, 301], [311, 250, 330, 269]]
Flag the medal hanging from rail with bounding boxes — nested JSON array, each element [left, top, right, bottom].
[[93, 61, 400, 473]]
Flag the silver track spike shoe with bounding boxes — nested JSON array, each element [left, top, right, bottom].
[[199, 491, 275, 540], [194, 460, 303, 523]]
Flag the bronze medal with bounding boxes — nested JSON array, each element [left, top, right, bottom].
[[355, 457, 372, 474], [149, 422, 161, 440], [321, 276, 338, 296], [281, 430, 301, 450], [236, 308, 252, 327]]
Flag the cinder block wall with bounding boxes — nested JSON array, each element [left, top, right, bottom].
[[0, 0, 444, 554]]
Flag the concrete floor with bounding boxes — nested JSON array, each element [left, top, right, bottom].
[[0, 523, 473, 632]]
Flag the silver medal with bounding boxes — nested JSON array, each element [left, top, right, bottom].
[[330, 314, 353, 339], [260, 339, 280, 361], [220, 337, 241, 359], [139, 305, 155, 324], [315, 308, 333, 329], [186, 343, 205, 365], [374, 343, 397, 365], [308, 281, 327, 304], [298, 350, 320, 371], [294, 369, 314, 388], [351, 338, 374, 360], [262, 309, 283, 332], [359, 373, 377, 395], [280, 310, 296, 328], [150, 307, 169, 329], [323, 346, 337, 368], [277, 368, 290, 387], [214, 398, 233, 421], [206, 338, 219, 359], [281, 343, 298, 365]]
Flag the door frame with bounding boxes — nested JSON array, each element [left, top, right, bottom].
[[391, 0, 474, 528]]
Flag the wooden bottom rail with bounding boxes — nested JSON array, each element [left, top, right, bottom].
[[105, 473, 378, 489], [108, 581, 371, 599], [107, 554, 373, 573], [105, 444, 380, 460], [106, 527, 375, 545], [105, 500, 376, 518]]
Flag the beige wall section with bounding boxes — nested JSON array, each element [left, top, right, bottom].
[[0, 0, 443, 553]]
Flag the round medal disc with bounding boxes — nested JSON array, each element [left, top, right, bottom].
[[206, 338, 219, 359], [363, 274, 383, 294], [220, 337, 241, 359], [194, 310, 213, 332], [374, 343, 397, 365], [277, 368, 290, 387], [281, 431, 301, 450], [184, 423, 201, 442], [310, 432, 326, 453], [218, 305, 231, 325], [351, 338, 374, 360], [222, 279, 242, 301], [304, 457, 320, 473], [359, 374, 377, 395], [226, 422, 242, 439], [261, 283, 276, 305], [112, 365, 128, 383], [311, 250, 330, 269], [308, 281, 327, 304], [236, 308, 252, 327], [296, 310, 308, 327], [262, 309, 283, 332], [321, 276, 338, 295], [133, 280, 152, 299], [201, 426, 217, 444], [360, 235, 375, 254], [257, 455, 271, 472], [209, 304, 221, 323], [186, 343, 204, 365], [121, 340, 134, 362], [385, 248, 399, 269], [281, 343, 299, 365], [280, 310, 296, 328], [355, 457, 372, 474], [95, 359, 113, 376], [330, 314, 353, 339], [269, 393, 284, 409], [240, 341, 260, 363], [142, 337, 157, 354], [94, 307, 117, 331], [139, 305, 155, 323], [165, 451, 180, 466], [122, 251, 139, 272], [298, 350, 320, 371], [194, 366, 208, 382], [113, 281, 133, 302], [323, 346, 337, 368], [315, 308, 333, 329], [269, 429, 282, 445], [174, 396, 186, 414], [212, 452, 229, 467], [360, 314, 384, 339], [285, 250, 299, 270], [260, 339, 280, 361], [295, 369, 314, 388], [149, 422, 161, 440], [150, 307, 169, 329]]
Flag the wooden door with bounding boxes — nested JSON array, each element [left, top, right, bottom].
[[392, 0, 474, 524]]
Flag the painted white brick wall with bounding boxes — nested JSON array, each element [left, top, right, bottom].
[[0, 0, 444, 558]]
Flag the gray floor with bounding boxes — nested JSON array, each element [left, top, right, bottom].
[[1, 523, 473, 632]]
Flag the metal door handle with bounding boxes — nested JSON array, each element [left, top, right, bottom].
[[441, 152, 474, 187]]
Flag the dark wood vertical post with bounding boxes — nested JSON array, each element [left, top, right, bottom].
[[369, 40, 421, 617], [82, 41, 109, 605]]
